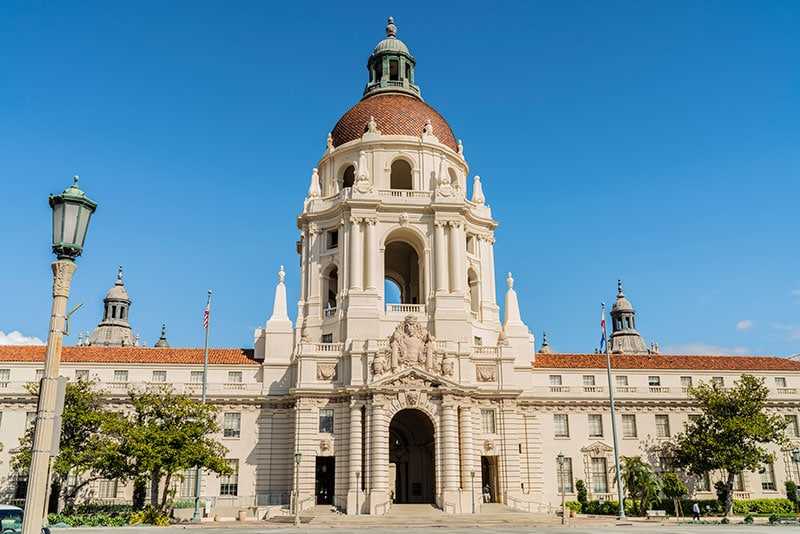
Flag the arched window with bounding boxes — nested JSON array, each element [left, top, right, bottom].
[[111, 305, 117, 319], [468, 268, 480, 317], [385, 241, 421, 304], [324, 266, 338, 315], [390, 160, 413, 190], [389, 60, 399, 81], [448, 167, 458, 187], [342, 165, 355, 189]]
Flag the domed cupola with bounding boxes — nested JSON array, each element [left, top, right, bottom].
[[609, 280, 649, 354], [87, 266, 136, 347], [363, 17, 419, 99]]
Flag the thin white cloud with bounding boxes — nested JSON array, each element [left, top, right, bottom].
[[736, 319, 753, 331], [0, 330, 45, 346], [662, 343, 748, 356], [771, 323, 800, 340], [791, 289, 800, 299]]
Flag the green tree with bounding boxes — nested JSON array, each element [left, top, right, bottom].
[[575, 479, 588, 511], [103, 386, 232, 513], [12, 379, 118, 511], [660, 471, 688, 517], [619, 456, 661, 516], [670, 374, 787, 516], [785, 481, 798, 512]]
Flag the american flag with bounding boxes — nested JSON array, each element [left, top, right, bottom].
[[599, 303, 607, 352], [203, 303, 210, 330]]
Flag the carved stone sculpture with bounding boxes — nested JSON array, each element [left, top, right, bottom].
[[389, 315, 436, 372], [476, 365, 497, 382], [317, 362, 337, 381]]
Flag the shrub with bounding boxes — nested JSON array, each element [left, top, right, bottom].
[[659, 499, 722, 516], [46, 512, 131, 527], [581, 500, 636, 516], [565, 501, 582, 514], [768, 513, 798, 524], [786, 481, 799, 511], [732, 498, 793, 515], [575, 480, 588, 510], [173, 499, 204, 509], [720, 516, 729, 524], [743, 514, 754, 524]]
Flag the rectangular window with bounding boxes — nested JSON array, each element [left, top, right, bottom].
[[711, 376, 724, 387], [549, 375, 562, 386], [761, 463, 776, 491], [648, 376, 661, 387], [655, 414, 671, 438], [622, 414, 637, 438], [227, 371, 243, 383], [151, 370, 167, 383], [223, 412, 241, 438], [319, 408, 334, 434], [321, 333, 333, 343], [591, 457, 608, 493], [680, 376, 693, 388], [190, 370, 204, 384], [696, 472, 711, 492], [588, 414, 603, 437], [786, 415, 799, 437], [557, 457, 574, 494], [775, 377, 787, 388], [615, 375, 628, 387], [180, 469, 197, 497], [98, 479, 118, 499], [113, 370, 128, 383], [481, 409, 496, 434], [75, 369, 90, 381], [220, 459, 239, 496], [583, 375, 596, 386], [554, 414, 569, 438], [0, 369, 9, 385], [326, 230, 338, 249]]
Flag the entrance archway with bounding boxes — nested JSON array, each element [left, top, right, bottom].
[[389, 409, 435, 504]]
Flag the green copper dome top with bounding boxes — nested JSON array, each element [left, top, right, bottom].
[[363, 17, 420, 99]]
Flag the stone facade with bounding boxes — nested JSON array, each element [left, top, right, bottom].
[[0, 17, 799, 520]]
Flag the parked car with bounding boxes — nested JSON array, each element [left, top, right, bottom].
[[0, 505, 50, 534]]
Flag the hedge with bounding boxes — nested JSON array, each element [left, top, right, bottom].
[[733, 499, 793, 515], [580, 497, 792, 517]]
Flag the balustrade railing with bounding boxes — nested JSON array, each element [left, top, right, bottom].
[[386, 303, 426, 314], [583, 386, 604, 393], [323, 306, 337, 318], [649, 386, 671, 393], [377, 189, 431, 199]]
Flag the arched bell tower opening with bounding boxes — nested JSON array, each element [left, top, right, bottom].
[[342, 165, 355, 190], [389, 409, 435, 504], [384, 229, 425, 306], [390, 159, 413, 190], [468, 268, 480, 317]]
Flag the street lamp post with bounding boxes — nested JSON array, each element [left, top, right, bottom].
[[294, 452, 302, 527], [470, 470, 476, 514], [23, 176, 96, 534], [355, 471, 360, 515], [557, 453, 566, 525]]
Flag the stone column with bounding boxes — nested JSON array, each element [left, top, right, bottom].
[[348, 401, 363, 515], [459, 405, 475, 490], [434, 221, 448, 293], [485, 234, 497, 304], [369, 396, 389, 513], [364, 218, 377, 290], [448, 222, 465, 293], [440, 399, 460, 511], [308, 223, 321, 303], [349, 217, 363, 291]]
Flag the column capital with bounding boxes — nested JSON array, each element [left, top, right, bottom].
[[308, 222, 321, 236], [349, 216, 363, 224], [365, 217, 379, 225], [433, 220, 447, 228]]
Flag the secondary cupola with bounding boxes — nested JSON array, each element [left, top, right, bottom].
[[363, 17, 419, 99]]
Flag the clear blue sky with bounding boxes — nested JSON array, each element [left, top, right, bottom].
[[1, 1, 798, 355]]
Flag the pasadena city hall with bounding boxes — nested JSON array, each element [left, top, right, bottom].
[[1, 17, 800, 519]]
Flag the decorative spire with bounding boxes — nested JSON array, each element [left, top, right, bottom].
[[268, 264, 290, 323], [503, 272, 524, 328], [326, 132, 334, 152], [617, 278, 624, 297], [154, 323, 170, 348], [307, 168, 321, 198], [458, 139, 464, 156], [539, 332, 552, 354], [386, 16, 396, 38], [471, 175, 485, 205], [609, 279, 649, 354], [506, 272, 514, 289], [116, 265, 124, 285]]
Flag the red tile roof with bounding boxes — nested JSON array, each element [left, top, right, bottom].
[[0, 346, 258, 365], [331, 93, 458, 152], [534, 353, 800, 371]]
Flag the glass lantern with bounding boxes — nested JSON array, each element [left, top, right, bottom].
[[49, 176, 97, 259]]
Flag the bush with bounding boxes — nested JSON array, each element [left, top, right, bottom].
[[172, 498, 204, 509], [575, 480, 588, 510], [743, 514, 754, 524], [47, 512, 131, 527], [659, 499, 722, 516], [720, 516, 730, 524], [582, 500, 636, 516], [769, 513, 798, 524], [565, 501, 582, 514], [732, 498, 793, 515], [786, 481, 799, 511]]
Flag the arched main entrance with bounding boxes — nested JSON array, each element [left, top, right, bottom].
[[389, 409, 435, 504]]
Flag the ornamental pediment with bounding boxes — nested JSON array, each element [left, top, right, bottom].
[[370, 366, 461, 390], [581, 441, 613, 455]]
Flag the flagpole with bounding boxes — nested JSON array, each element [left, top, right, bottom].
[[602, 302, 626, 519], [193, 289, 212, 523]]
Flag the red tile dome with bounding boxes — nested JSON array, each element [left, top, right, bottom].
[[330, 93, 458, 152]]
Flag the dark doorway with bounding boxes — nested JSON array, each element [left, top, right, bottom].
[[481, 456, 500, 503], [315, 457, 335, 505], [389, 409, 435, 503]]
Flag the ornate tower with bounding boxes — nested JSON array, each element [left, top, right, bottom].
[[609, 280, 649, 354], [87, 266, 136, 347]]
